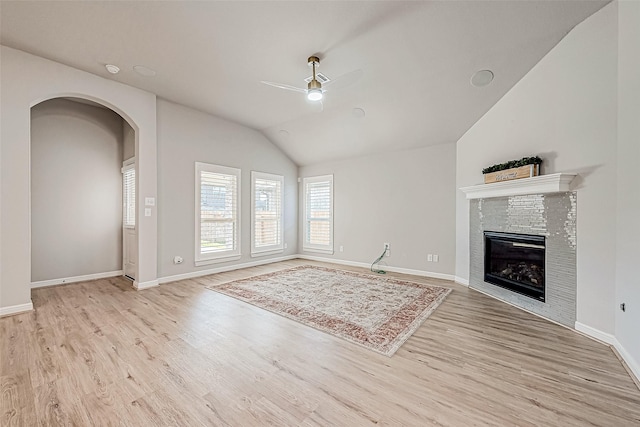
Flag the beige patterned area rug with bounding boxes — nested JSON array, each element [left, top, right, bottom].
[[207, 265, 451, 356]]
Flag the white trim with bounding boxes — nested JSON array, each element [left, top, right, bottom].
[[574, 321, 616, 345], [0, 301, 34, 317], [454, 276, 469, 286], [302, 174, 334, 254], [158, 254, 297, 284], [463, 290, 639, 386], [121, 156, 135, 171], [296, 254, 455, 281], [195, 162, 242, 264], [612, 338, 640, 387], [133, 279, 159, 290], [251, 171, 284, 256], [460, 173, 577, 199], [302, 248, 334, 255], [250, 249, 284, 258], [195, 254, 242, 267], [31, 270, 124, 288], [575, 322, 640, 386], [122, 159, 136, 169]]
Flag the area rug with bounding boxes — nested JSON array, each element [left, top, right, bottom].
[[207, 265, 451, 356]]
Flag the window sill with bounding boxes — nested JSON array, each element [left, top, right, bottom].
[[195, 254, 241, 267]]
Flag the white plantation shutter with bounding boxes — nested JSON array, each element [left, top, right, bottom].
[[251, 172, 284, 256], [303, 175, 333, 253], [122, 162, 135, 228], [195, 163, 241, 265]]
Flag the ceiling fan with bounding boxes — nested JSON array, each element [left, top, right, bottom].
[[261, 56, 362, 103]]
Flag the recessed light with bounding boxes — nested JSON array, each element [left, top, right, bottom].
[[471, 70, 494, 87], [133, 65, 156, 77], [352, 107, 365, 118], [105, 64, 120, 74]]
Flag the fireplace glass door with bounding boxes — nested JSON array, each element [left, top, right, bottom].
[[484, 231, 545, 301]]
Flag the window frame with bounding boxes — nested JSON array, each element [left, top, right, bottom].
[[251, 171, 284, 257], [121, 158, 136, 230], [303, 174, 334, 254], [195, 162, 241, 266]]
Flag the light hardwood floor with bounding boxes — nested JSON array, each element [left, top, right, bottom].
[[1, 259, 639, 426]]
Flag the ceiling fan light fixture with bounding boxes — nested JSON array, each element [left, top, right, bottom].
[[307, 87, 323, 101]]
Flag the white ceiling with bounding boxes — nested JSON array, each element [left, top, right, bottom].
[[0, 1, 608, 166]]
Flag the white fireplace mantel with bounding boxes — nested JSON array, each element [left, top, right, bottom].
[[460, 173, 577, 200]]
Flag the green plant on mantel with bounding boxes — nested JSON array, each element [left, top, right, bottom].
[[482, 156, 543, 174]]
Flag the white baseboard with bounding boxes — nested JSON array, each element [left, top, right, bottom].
[[296, 254, 455, 281], [575, 321, 640, 385], [0, 301, 34, 317], [574, 321, 616, 345], [133, 279, 159, 290], [31, 270, 124, 288], [158, 255, 298, 284], [612, 338, 640, 388], [454, 276, 469, 286]]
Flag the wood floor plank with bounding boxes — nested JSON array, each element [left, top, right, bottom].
[[1, 259, 639, 426]]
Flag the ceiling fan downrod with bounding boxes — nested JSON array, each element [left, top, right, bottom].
[[307, 56, 323, 101]]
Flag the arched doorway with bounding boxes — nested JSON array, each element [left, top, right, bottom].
[[0, 46, 158, 315], [30, 97, 138, 286]]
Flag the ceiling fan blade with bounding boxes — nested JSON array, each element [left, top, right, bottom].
[[261, 81, 307, 93], [323, 69, 363, 91]]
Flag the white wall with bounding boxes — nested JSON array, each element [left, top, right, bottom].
[[30, 99, 124, 281], [456, 3, 618, 334], [0, 45, 157, 312], [123, 121, 135, 161], [299, 143, 456, 277], [615, 0, 640, 377], [156, 99, 298, 279]]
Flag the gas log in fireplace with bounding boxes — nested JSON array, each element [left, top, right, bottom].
[[484, 231, 545, 301]]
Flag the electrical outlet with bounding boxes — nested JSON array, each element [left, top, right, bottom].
[[339, 245, 344, 252], [384, 243, 390, 257], [427, 254, 433, 262], [433, 254, 439, 262], [284, 243, 288, 249], [173, 256, 183, 264]]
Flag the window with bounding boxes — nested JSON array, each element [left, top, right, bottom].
[[303, 175, 333, 254], [195, 162, 241, 265], [122, 160, 135, 229], [251, 171, 284, 257]]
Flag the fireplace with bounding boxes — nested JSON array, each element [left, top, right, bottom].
[[484, 231, 545, 301]]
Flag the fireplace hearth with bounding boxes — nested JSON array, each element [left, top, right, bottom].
[[484, 231, 545, 301]]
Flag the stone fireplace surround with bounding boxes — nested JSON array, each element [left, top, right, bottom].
[[461, 174, 577, 327]]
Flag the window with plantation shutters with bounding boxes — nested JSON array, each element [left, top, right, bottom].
[[251, 172, 284, 257], [122, 161, 135, 228], [195, 162, 241, 265], [303, 175, 333, 254]]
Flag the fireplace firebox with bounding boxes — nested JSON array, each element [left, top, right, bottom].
[[484, 231, 545, 301]]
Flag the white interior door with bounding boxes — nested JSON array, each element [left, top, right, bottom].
[[123, 228, 137, 279], [122, 159, 137, 280]]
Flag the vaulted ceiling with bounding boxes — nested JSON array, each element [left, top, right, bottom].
[[0, 1, 608, 166]]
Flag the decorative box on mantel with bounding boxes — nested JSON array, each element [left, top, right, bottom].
[[483, 164, 539, 184], [460, 173, 577, 199]]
